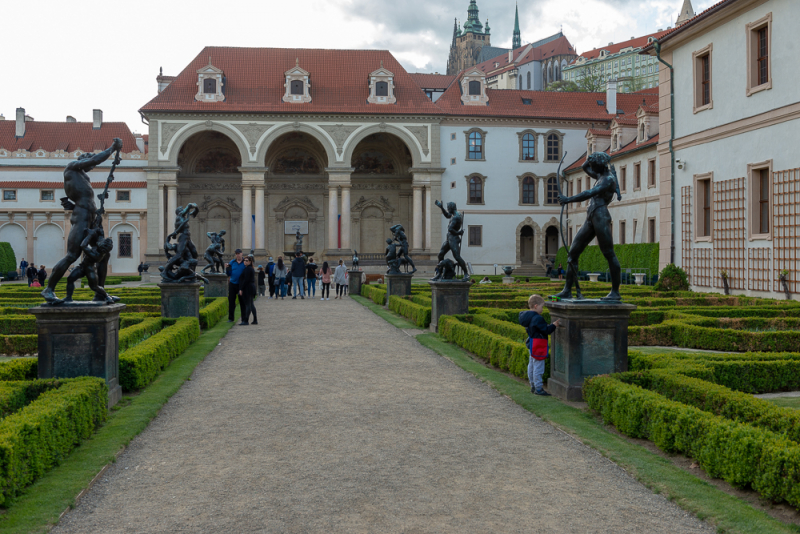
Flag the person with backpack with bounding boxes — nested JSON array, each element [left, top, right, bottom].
[[26, 263, 37, 286], [334, 259, 347, 299], [319, 261, 332, 300], [290, 252, 306, 299], [237, 255, 258, 325], [37, 265, 48, 287], [306, 257, 318, 298]]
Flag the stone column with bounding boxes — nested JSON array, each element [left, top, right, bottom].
[[166, 185, 177, 224], [327, 186, 338, 250], [241, 186, 252, 252], [425, 186, 432, 251], [157, 184, 165, 248], [239, 167, 268, 256], [254, 185, 265, 250], [412, 185, 423, 250], [340, 185, 351, 250]]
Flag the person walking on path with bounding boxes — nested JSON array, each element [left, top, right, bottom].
[[19, 258, 28, 277], [37, 265, 48, 287], [26, 264, 37, 286], [238, 256, 258, 325], [519, 294, 560, 396], [334, 259, 347, 299], [227, 249, 246, 322], [306, 257, 318, 298], [319, 261, 332, 300], [257, 265, 266, 297], [266, 257, 276, 299], [273, 256, 288, 300], [290, 253, 306, 299]]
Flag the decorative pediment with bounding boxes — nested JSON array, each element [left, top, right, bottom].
[[460, 68, 488, 106], [274, 195, 319, 213], [199, 195, 240, 212], [195, 58, 225, 103], [352, 195, 394, 213], [367, 61, 396, 105], [283, 59, 312, 104]]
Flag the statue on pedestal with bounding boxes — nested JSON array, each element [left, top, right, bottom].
[[553, 151, 622, 301], [202, 230, 226, 273], [431, 200, 469, 281], [41, 138, 123, 305], [294, 229, 304, 254], [160, 203, 207, 283], [389, 224, 416, 274], [352, 250, 360, 270], [385, 239, 401, 275]]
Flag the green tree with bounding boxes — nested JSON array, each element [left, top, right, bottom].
[[545, 80, 580, 92], [572, 64, 606, 93]]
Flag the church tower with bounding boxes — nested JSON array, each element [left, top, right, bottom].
[[676, 0, 695, 26], [512, 3, 521, 49], [446, 1, 492, 75]]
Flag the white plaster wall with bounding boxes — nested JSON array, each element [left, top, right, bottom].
[[672, 0, 799, 138], [0, 223, 26, 267], [516, 61, 542, 91], [109, 222, 140, 274], [33, 223, 64, 270]]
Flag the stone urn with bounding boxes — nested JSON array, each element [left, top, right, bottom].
[[502, 266, 515, 276]]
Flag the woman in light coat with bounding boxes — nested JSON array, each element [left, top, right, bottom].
[[333, 259, 348, 299]]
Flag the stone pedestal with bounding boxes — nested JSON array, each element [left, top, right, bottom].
[[348, 270, 363, 297], [204, 273, 228, 298], [159, 282, 201, 319], [385, 273, 413, 306], [588, 273, 601, 282], [502, 276, 514, 285], [544, 300, 637, 401], [31, 303, 126, 408], [429, 280, 471, 332], [633, 273, 646, 286]]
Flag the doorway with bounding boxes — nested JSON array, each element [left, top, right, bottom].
[[545, 226, 559, 256], [520, 226, 534, 264]]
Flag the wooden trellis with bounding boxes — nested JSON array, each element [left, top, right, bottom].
[[681, 185, 692, 283], [693, 248, 713, 287], [748, 248, 771, 292], [773, 168, 800, 294], [713, 177, 746, 290]]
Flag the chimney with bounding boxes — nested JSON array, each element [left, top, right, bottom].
[[15, 108, 25, 137], [134, 133, 145, 153], [508, 50, 513, 62], [66, 116, 76, 123], [0, 114, 4, 120], [92, 109, 102, 129], [606, 79, 617, 115]]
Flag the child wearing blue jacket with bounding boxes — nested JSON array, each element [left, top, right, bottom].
[[519, 294, 560, 396]]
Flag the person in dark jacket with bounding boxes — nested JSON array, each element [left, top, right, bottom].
[[290, 253, 306, 299], [19, 258, 28, 277], [138, 262, 144, 275], [305, 258, 318, 298], [266, 257, 276, 299], [257, 265, 266, 296], [519, 294, 560, 396], [238, 256, 258, 325], [227, 249, 246, 322], [26, 264, 37, 286], [37, 265, 48, 287]]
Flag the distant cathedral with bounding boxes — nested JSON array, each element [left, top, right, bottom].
[[446, 1, 521, 75]]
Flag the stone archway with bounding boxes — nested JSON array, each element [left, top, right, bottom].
[[520, 226, 535, 264], [272, 196, 320, 255], [515, 217, 541, 267], [351, 196, 395, 254], [197, 196, 241, 256]]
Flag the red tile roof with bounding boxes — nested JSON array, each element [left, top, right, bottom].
[[0, 121, 140, 154], [564, 134, 659, 173], [141, 47, 442, 116], [409, 73, 457, 90], [588, 129, 611, 136], [0, 181, 146, 189], [642, 0, 737, 51], [575, 30, 671, 62], [472, 35, 577, 78]]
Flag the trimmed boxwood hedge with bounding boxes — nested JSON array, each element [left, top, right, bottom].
[[0, 359, 37, 381], [199, 297, 227, 330], [555, 243, 659, 276], [119, 317, 163, 352], [361, 284, 386, 306], [388, 296, 431, 328]]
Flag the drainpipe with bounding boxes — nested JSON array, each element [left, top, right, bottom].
[[654, 41, 676, 265]]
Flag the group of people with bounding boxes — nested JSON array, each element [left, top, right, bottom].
[[224, 249, 353, 326], [20, 259, 47, 287]]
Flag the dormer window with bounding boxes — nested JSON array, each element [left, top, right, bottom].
[[195, 57, 225, 103], [283, 59, 312, 104], [460, 68, 489, 106], [367, 62, 396, 104], [469, 81, 481, 95]]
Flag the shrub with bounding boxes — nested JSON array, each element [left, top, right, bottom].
[[555, 243, 659, 275], [0, 243, 16, 276], [361, 284, 386, 306], [119, 317, 163, 352], [200, 297, 227, 330], [388, 296, 431, 328], [655, 264, 689, 292], [0, 335, 37, 356], [0, 359, 37, 381]]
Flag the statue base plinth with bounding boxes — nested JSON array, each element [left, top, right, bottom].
[[203, 273, 228, 298], [502, 276, 514, 284], [385, 273, 413, 307], [31, 303, 126, 408], [159, 282, 201, 319], [348, 270, 363, 297], [544, 300, 636, 401], [428, 280, 471, 332]]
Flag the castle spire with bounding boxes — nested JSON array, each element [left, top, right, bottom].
[[512, 2, 521, 49], [676, 0, 695, 26], [452, 17, 459, 46], [463, 0, 484, 34]]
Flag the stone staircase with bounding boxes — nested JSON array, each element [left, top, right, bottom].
[[514, 264, 547, 277]]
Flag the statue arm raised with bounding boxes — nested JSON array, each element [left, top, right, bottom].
[[582, 159, 600, 180], [66, 138, 123, 172]]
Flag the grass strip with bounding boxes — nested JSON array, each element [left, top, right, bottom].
[[0, 310, 237, 533], [413, 332, 797, 534], [350, 295, 417, 329]]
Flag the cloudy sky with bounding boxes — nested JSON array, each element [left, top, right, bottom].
[[3, 0, 715, 132]]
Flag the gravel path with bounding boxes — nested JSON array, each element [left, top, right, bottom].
[[54, 294, 712, 533]]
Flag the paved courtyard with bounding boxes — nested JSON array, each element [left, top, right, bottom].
[[53, 295, 712, 533]]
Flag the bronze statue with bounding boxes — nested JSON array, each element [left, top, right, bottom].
[[554, 152, 622, 301], [160, 203, 204, 283], [42, 138, 122, 305], [432, 200, 469, 281], [352, 250, 360, 270], [64, 228, 115, 303], [294, 229, 304, 254], [390, 224, 416, 274], [385, 239, 401, 274], [202, 230, 226, 273]]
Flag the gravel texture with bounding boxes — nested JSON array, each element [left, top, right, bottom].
[[53, 295, 713, 533]]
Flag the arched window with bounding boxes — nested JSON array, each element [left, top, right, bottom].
[[554, 64, 560, 81], [469, 176, 484, 204], [546, 133, 561, 161], [522, 176, 535, 204], [291, 80, 304, 95], [526, 71, 531, 89], [203, 78, 216, 94], [469, 80, 481, 95], [468, 131, 483, 160], [375, 81, 388, 96], [521, 133, 535, 160], [546, 176, 559, 205]]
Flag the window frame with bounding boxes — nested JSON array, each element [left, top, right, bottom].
[[517, 130, 538, 162], [375, 81, 389, 97], [545, 175, 560, 206], [40, 190, 55, 202], [747, 159, 773, 241], [620, 165, 627, 193], [647, 158, 657, 188], [746, 12, 772, 97], [467, 225, 483, 247], [203, 78, 216, 94], [633, 162, 642, 191], [468, 80, 481, 96], [517, 174, 538, 206], [543, 131, 564, 162], [619, 220, 626, 244], [2, 190, 17, 202], [465, 173, 488, 205], [648, 217, 657, 244], [290, 80, 304, 95], [693, 172, 714, 242], [117, 232, 133, 258], [692, 43, 713, 114], [116, 190, 131, 202], [464, 128, 487, 162]]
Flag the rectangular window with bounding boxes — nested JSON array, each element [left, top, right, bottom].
[[450, 157, 456, 165], [290, 80, 304, 95], [203, 78, 216, 94], [450, 133, 456, 140], [748, 160, 772, 238], [3, 190, 16, 201], [620, 166, 627, 192], [632, 220, 638, 243], [116, 190, 131, 202], [568, 226, 573, 245], [118, 233, 133, 258], [634, 162, 641, 190], [648, 218, 656, 244], [694, 173, 713, 240], [620, 220, 626, 245], [692, 44, 713, 113], [747, 13, 772, 96], [375, 81, 389, 97], [648, 159, 656, 187], [468, 226, 482, 246], [41, 190, 54, 201], [759, 169, 770, 234]]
